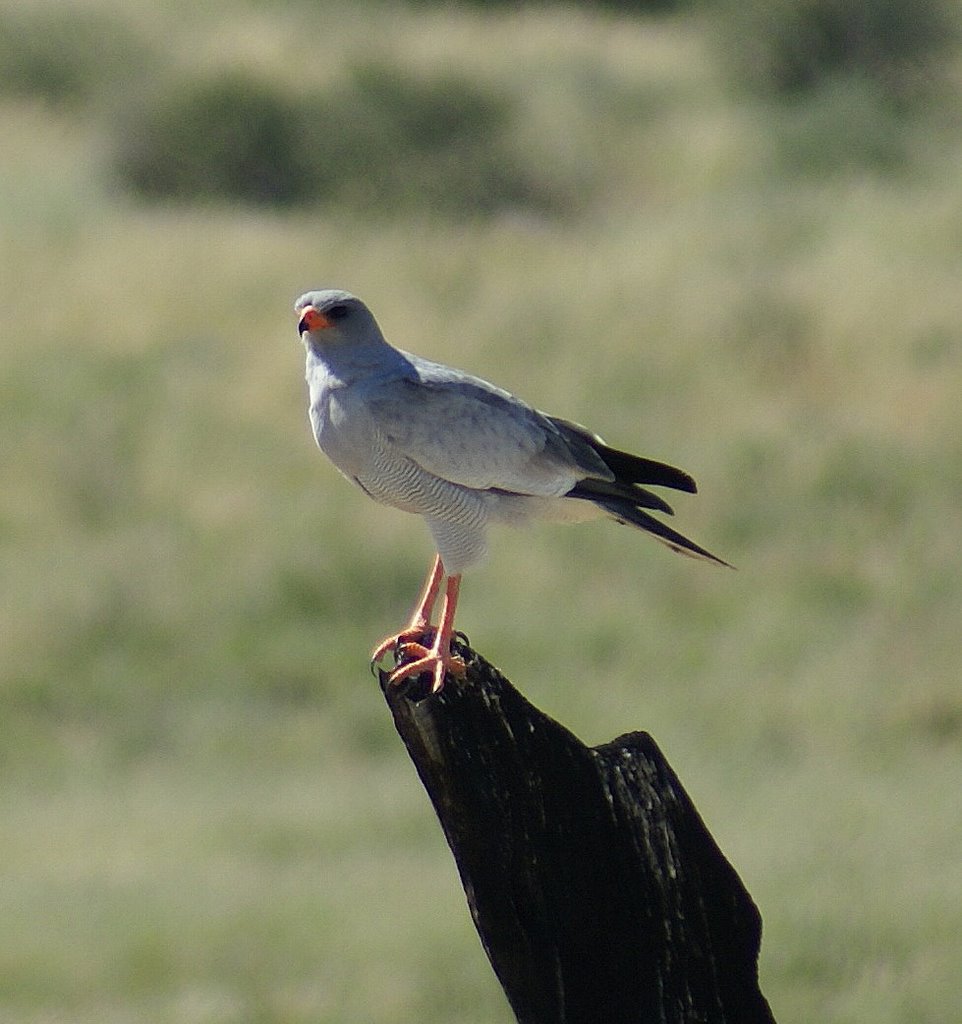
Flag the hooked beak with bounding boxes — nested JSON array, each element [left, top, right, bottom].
[[297, 305, 331, 336]]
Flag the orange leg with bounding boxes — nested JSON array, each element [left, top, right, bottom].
[[387, 573, 466, 693], [370, 554, 444, 666]]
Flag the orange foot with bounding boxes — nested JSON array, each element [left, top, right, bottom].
[[388, 636, 466, 694], [370, 554, 445, 672], [376, 572, 465, 694], [370, 624, 433, 669]]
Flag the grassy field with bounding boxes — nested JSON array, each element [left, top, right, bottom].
[[2, 1, 961, 1021]]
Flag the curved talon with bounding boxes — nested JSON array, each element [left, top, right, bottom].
[[388, 647, 466, 694], [370, 626, 432, 669], [370, 555, 446, 675], [373, 566, 464, 694]]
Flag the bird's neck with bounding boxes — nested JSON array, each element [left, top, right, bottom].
[[304, 339, 413, 388]]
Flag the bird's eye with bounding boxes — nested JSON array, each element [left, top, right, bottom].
[[327, 303, 350, 321]]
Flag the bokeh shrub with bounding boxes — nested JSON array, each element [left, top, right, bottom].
[[452, 0, 688, 10], [716, 0, 957, 103], [766, 76, 916, 175], [712, 0, 959, 177], [113, 64, 572, 216], [300, 63, 550, 216], [114, 73, 316, 206], [0, 7, 153, 105]]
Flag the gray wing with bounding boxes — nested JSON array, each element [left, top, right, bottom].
[[361, 364, 731, 567], [362, 372, 613, 497]]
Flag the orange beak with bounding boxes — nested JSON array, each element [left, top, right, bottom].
[[297, 305, 331, 335]]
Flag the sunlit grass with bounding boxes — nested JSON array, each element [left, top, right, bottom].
[[1, 2, 961, 1022]]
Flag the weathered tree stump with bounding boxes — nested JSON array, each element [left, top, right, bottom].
[[380, 639, 776, 1024]]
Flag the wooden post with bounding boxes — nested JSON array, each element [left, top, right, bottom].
[[380, 640, 776, 1024]]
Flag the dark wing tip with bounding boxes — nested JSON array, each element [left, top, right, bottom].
[[546, 417, 699, 494], [595, 498, 733, 568], [603, 448, 698, 493], [567, 478, 676, 516]]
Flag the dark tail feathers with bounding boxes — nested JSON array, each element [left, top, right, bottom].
[[593, 498, 732, 567], [550, 417, 730, 567]]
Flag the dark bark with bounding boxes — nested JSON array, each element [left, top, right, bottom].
[[380, 640, 776, 1024]]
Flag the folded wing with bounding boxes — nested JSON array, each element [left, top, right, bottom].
[[363, 374, 611, 497]]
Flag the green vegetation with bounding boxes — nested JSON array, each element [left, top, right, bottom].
[[718, 0, 958, 100], [1, 0, 960, 1022], [0, 6, 154, 105], [113, 65, 559, 214]]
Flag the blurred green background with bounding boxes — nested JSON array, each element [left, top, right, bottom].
[[2, 0, 961, 1020]]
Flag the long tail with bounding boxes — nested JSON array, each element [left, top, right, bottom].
[[552, 417, 697, 497], [588, 496, 732, 566], [551, 417, 731, 567]]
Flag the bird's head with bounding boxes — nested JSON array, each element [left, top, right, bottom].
[[295, 289, 377, 350]]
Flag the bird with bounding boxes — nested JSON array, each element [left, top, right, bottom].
[[296, 288, 730, 694]]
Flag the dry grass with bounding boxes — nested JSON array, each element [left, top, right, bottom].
[[1, 2, 961, 1021]]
